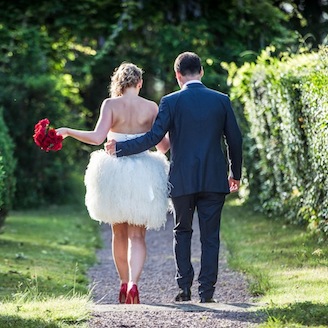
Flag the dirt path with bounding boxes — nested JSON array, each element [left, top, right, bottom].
[[87, 214, 264, 327]]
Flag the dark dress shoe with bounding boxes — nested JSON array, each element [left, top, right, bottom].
[[199, 297, 217, 303], [175, 288, 191, 301]]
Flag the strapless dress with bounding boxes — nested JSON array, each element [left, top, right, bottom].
[[84, 131, 171, 230]]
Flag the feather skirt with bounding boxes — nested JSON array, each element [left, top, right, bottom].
[[84, 150, 171, 230]]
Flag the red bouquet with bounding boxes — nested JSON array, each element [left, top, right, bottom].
[[33, 118, 63, 152]]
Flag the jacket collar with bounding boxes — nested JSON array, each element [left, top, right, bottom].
[[182, 81, 204, 90]]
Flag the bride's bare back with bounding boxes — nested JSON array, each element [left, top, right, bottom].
[[107, 94, 158, 134]]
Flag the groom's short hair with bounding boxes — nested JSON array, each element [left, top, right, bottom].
[[174, 52, 202, 76]]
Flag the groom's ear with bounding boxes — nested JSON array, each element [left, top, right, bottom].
[[175, 71, 182, 81]]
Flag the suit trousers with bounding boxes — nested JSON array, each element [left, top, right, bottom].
[[172, 192, 226, 299]]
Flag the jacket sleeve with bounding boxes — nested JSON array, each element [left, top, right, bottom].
[[116, 97, 171, 157], [223, 97, 243, 180]]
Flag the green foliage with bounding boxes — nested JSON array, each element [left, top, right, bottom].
[[226, 46, 328, 238], [0, 20, 90, 208], [0, 205, 100, 299], [284, 0, 328, 49], [222, 197, 328, 328], [83, 0, 299, 115], [0, 108, 16, 226], [0, 203, 101, 327], [0, 298, 89, 328], [263, 302, 328, 327], [0, 0, 322, 208]]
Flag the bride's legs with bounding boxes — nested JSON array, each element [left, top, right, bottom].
[[125, 224, 146, 304], [111, 223, 129, 284], [127, 224, 146, 285]]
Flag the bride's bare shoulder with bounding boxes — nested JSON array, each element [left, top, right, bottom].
[[101, 96, 122, 109], [140, 97, 158, 110]]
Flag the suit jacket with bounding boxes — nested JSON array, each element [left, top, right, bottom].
[[116, 82, 242, 197]]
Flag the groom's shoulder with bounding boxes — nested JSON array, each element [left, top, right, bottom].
[[205, 88, 231, 103], [206, 87, 228, 97], [160, 90, 181, 106], [163, 89, 181, 100]]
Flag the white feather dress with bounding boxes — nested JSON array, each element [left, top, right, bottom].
[[84, 132, 171, 230]]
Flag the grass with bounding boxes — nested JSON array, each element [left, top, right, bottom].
[[0, 204, 101, 327], [0, 295, 91, 328], [1, 189, 327, 327], [221, 196, 328, 328]]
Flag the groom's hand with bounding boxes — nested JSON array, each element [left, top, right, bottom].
[[229, 177, 240, 193], [104, 139, 117, 156]]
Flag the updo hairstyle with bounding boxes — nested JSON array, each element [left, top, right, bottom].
[[109, 62, 143, 97]]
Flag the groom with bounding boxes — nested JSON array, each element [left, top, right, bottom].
[[106, 52, 242, 303]]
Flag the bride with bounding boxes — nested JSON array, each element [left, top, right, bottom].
[[56, 62, 171, 304]]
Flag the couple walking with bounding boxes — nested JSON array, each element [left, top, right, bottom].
[[56, 52, 243, 305]]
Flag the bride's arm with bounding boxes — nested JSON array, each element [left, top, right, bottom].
[[56, 99, 112, 145], [155, 133, 170, 153]]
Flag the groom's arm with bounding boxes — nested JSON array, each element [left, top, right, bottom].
[[116, 98, 172, 157], [223, 96, 243, 180]]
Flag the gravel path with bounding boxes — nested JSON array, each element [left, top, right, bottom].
[[87, 213, 264, 327]]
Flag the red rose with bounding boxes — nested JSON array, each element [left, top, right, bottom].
[[33, 118, 63, 152], [38, 118, 49, 127], [47, 128, 56, 138], [34, 133, 44, 146], [51, 139, 63, 151]]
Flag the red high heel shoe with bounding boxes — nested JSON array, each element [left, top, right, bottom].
[[119, 283, 127, 304], [125, 284, 140, 304]]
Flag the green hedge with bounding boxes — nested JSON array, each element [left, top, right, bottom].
[[0, 108, 16, 226], [224, 46, 328, 239]]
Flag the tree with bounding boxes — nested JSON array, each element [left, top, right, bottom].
[[0, 107, 15, 226], [83, 0, 299, 119], [281, 0, 328, 47], [0, 1, 94, 207], [0, 0, 317, 208]]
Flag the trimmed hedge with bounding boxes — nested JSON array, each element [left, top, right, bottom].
[[0, 107, 16, 226], [225, 46, 328, 239]]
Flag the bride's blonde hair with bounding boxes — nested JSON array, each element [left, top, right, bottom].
[[109, 62, 143, 97]]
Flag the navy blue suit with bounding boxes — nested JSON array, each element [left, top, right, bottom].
[[116, 82, 242, 299]]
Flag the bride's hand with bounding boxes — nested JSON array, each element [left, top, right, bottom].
[[56, 128, 69, 139], [104, 139, 117, 155]]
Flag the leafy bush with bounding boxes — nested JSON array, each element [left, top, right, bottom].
[[0, 25, 90, 208], [225, 46, 328, 239], [0, 107, 16, 226]]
